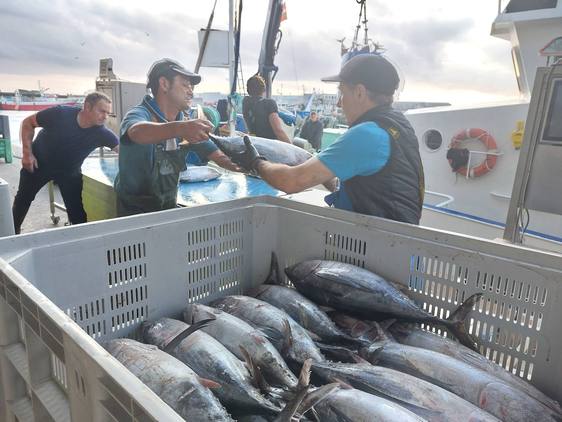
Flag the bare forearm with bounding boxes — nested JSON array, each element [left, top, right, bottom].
[[255, 161, 302, 193], [323, 177, 339, 192], [127, 121, 185, 144], [269, 113, 292, 144], [20, 120, 35, 155], [273, 127, 291, 144]]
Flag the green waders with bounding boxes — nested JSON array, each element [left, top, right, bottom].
[[116, 144, 188, 216]]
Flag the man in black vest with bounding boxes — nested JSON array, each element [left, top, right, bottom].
[[227, 54, 425, 224]]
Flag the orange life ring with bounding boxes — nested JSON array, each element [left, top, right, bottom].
[[448, 128, 498, 178]]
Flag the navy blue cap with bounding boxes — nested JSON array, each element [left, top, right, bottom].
[[322, 54, 399, 95], [147, 58, 201, 85]]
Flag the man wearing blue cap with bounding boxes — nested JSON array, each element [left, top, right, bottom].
[[227, 54, 424, 224], [115, 58, 240, 216]]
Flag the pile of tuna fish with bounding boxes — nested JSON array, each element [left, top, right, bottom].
[[105, 256, 562, 421]]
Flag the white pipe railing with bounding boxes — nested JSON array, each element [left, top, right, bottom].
[[425, 190, 455, 207]]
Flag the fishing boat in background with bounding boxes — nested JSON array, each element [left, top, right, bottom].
[[320, 0, 562, 249], [407, 0, 562, 248], [0, 89, 83, 111]]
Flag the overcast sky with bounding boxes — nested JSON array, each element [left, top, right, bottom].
[[0, 0, 520, 105]]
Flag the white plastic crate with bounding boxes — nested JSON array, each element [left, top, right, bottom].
[[0, 196, 561, 421]]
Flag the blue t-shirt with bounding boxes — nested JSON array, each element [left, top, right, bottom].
[[317, 122, 390, 210], [116, 96, 218, 196], [33, 105, 118, 171]]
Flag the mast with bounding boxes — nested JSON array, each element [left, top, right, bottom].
[[258, 0, 284, 98], [228, 0, 236, 133]]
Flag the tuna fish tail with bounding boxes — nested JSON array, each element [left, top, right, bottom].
[[265, 252, 282, 285], [162, 317, 216, 353], [442, 293, 483, 352]]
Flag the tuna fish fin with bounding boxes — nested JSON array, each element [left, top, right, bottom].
[[315, 342, 362, 363], [198, 377, 221, 389], [265, 252, 282, 285], [240, 345, 271, 393], [281, 319, 294, 356], [273, 359, 312, 422], [359, 344, 384, 364], [162, 317, 216, 353], [296, 383, 340, 416], [444, 293, 483, 352]]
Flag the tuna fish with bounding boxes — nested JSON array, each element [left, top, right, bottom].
[[184, 303, 298, 389], [285, 260, 482, 351], [313, 388, 427, 422], [179, 165, 221, 182], [142, 317, 280, 413], [311, 361, 500, 422], [209, 134, 312, 166], [209, 295, 325, 363], [388, 322, 562, 413], [105, 338, 233, 421], [359, 330, 562, 422], [252, 284, 356, 345]]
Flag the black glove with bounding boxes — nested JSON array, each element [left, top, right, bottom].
[[231, 136, 266, 173]]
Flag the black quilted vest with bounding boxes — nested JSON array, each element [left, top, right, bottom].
[[343, 105, 425, 224]]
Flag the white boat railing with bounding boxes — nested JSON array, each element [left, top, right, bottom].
[[490, 191, 512, 200], [424, 190, 454, 207]]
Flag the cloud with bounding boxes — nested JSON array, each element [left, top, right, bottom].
[[0, 0, 202, 78], [0, 0, 519, 101]]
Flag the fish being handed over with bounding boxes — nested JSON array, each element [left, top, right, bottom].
[[311, 361, 500, 422], [142, 317, 280, 413], [209, 295, 325, 364], [209, 134, 312, 166], [285, 259, 481, 351], [184, 303, 298, 390], [105, 338, 233, 421]]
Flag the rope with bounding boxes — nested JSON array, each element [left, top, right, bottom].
[[194, 0, 218, 74]]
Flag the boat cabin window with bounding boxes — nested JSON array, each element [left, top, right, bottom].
[[543, 80, 562, 144], [423, 129, 443, 151], [511, 48, 524, 94], [505, 0, 557, 13]]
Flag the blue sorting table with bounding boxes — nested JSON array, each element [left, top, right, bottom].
[[83, 157, 281, 205], [80, 157, 284, 221]]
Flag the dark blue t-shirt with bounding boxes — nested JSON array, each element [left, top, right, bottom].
[[32, 106, 118, 171]]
